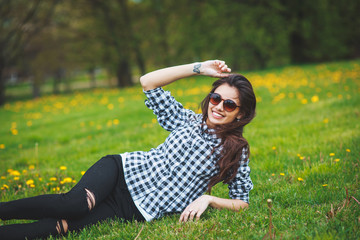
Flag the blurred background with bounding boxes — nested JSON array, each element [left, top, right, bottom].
[[1, 0, 359, 105]]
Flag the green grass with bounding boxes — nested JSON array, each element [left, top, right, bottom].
[[1, 59, 359, 239]]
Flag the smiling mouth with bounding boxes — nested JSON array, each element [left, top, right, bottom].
[[212, 111, 224, 119]]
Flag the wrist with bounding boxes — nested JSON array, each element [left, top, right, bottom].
[[192, 62, 202, 75]]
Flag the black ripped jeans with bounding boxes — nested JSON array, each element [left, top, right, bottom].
[[0, 155, 144, 240]]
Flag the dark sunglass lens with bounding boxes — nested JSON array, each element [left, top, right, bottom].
[[224, 100, 237, 112], [210, 93, 221, 105]]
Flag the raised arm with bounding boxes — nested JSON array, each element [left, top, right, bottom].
[[140, 60, 231, 91]]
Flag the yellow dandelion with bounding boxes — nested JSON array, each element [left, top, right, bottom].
[[337, 94, 343, 99], [152, 118, 157, 124], [72, 180, 77, 183], [107, 104, 114, 110], [22, 170, 27, 174], [346, 149, 350, 152], [329, 153, 335, 157], [26, 179, 34, 185], [50, 177, 57, 181], [113, 119, 119, 125], [1, 176, 6, 180], [301, 99, 308, 104], [311, 95, 319, 103], [29, 165, 35, 170], [334, 159, 340, 162], [62, 177, 72, 183], [7, 169, 13, 173], [11, 129, 18, 135], [1, 184, 9, 190], [26, 121, 32, 127], [272, 146, 276, 150], [280, 173, 285, 176], [81, 171, 85, 175], [0, 144, 5, 149], [30, 184, 35, 188], [323, 118, 329, 124], [297, 153, 301, 157], [271, 173, 275, 176], [38, 177, 43, 181], [60, 166, 67, 170], [322, 184, 328, 187], [297, 177, 304, 181], [13, 177, 20, 181], [300, 156, 305, 160], [10, 170, 21, 176]]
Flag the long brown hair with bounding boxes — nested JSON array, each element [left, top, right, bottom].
[[201, 74, 256, 193]]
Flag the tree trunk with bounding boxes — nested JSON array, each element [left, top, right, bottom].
[[116, 59, 132, 87], [0, 61, 5, 106]]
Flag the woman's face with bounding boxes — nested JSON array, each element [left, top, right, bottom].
[[206, 84, 242, 128]]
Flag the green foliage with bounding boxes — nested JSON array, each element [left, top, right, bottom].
[[1, 60, 359, 239]]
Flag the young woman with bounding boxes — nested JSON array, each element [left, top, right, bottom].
[[0, 60, 256, 239]]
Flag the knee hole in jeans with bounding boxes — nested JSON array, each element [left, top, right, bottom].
[[85, 188, 95, 211], [56, 219, 68, 234]]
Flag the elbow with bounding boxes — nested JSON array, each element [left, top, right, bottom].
[[139, 75, 147, 90], [140, 75, 154, 91]]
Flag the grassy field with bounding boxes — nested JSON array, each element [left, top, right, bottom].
[[0, 60, 359, 239]]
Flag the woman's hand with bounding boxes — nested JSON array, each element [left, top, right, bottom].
[[179, 195, 212, 222], [198, 60, 231, 78]]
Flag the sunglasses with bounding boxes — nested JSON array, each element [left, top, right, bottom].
[[209, 93, 240, 112]]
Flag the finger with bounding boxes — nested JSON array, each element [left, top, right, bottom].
[[195, 210, 203, 221], [189, 211, 197, 221]]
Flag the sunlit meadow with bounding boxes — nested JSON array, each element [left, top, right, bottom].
[[0, 60, 359, 239]]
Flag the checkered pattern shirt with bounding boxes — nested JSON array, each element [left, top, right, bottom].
[[123, 87, 253, 219]]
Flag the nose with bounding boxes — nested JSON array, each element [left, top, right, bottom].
[[213, 100, 225, 112]]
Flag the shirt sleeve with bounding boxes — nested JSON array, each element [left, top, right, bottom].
[[144, 87, 196, 132], [227, 148, 253, 204]]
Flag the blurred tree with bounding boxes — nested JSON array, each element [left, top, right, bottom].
[[0, 0, 59, 104], [82, 0, 146, 87]]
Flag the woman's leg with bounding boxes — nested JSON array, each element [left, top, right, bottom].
[[0, 155, 122, 220], [0, 176, 145, 240]]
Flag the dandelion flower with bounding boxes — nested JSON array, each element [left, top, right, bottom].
[[14, 177, 20, 181], [11, 129, 18, 135], [50, 177, 57, 181], [26, 179, 34, 185], [22, 170, 27, 174], [29, 165, 35, 170], [322, 184, 328, 187], [81, 171, 85, 175], [60, 166, 67, 171], [301, 99, 308, 104], [311, 95, 319, 103], [113, 119, 119, 125], [0, 144, 5, 149], [107, 104, 114, 110], [272, 146, 276, 150], [297, 177, 304, 181], [63, 177, 72, 183], [329, 153, 335, 157], [271, 173, 275, 176], [346, 149, 351, 152], [30, 184, 35, 188], [323, 118, 329, 124], [334, 159, 340, 162], [280, 173, 285, 176], [1, 184, 9, 190], [1, 176, 6, 180], [10, 170, 21, 176]]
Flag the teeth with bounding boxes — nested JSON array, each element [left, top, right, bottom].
[[213, 112, 222, 117]]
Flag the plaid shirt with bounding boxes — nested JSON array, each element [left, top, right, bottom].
[[124, 87, 253, 219]]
